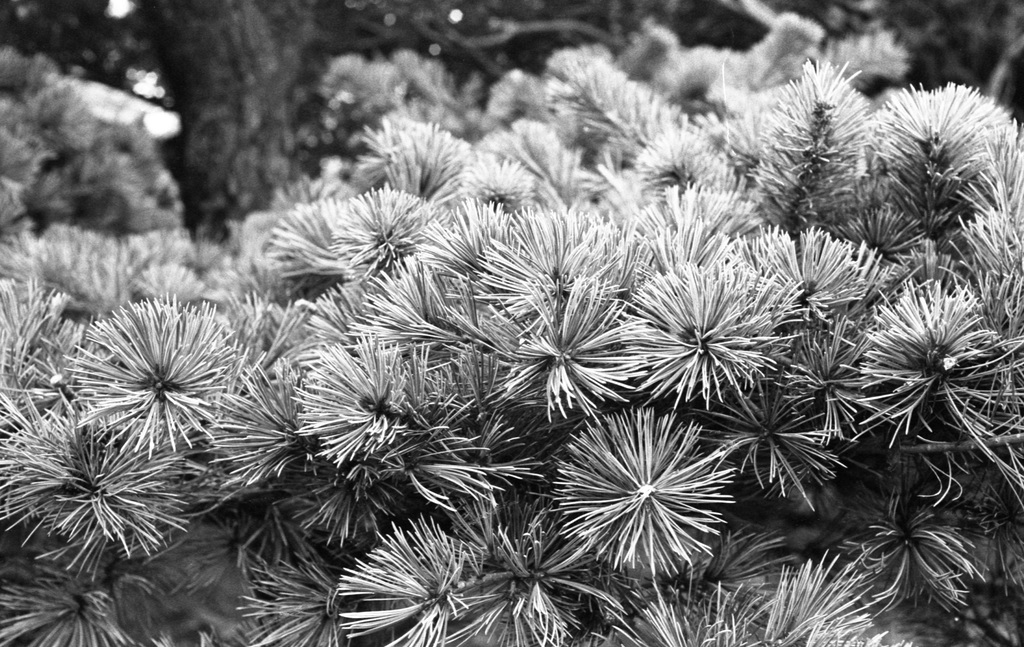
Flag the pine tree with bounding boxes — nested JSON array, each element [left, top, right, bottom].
[[3, 13, 1024, 647]]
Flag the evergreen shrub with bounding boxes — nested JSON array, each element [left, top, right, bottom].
[[0, 47, 181, 234], [3, 17, 1024, 647]]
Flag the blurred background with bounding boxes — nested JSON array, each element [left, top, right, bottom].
[[1, 0, 1023, 236]]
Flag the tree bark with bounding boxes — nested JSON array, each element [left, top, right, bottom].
[[138, 0, 318, 235]]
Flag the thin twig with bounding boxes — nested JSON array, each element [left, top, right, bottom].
[[406, 17, 505, 77], [902, 432, 1024, 454], [457, 18, 618, 50], [986, 31, 1024, 103], [404, 16, 621, 79], [713, 0, 777, 28]]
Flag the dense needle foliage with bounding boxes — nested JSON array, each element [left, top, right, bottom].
[[3, 13, 1024, 647]]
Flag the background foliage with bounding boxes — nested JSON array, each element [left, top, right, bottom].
[[2, 0, 1024, 232]]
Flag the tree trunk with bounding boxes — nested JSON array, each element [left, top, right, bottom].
[[139, 0, 318, 235]]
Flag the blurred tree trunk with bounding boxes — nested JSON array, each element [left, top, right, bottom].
[[139, 0, 318, 235]]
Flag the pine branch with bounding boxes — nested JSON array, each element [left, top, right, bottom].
[[216, 361, 309, 486], [449, 499, 622, 647], [860, 282, 1008, 443], [634, 123, 733, 192], [74, 298, 238, 454], [709, 379, 842, 496], [740, 226, 886, 322], [556, 409, 733, 575], [2, 225, 133, 316], [761, 557, 873, 643], [297, 337, 410, 465], [478, 120, 596, 210], [631, 261, 795, 406], [459, 155, 537, 212], [546, 51, 682, 161], [873, 84, 1008, 243], [737, 13, 825, 91], [7, 24, 1024, 647], [502, 277, 643, 418], [820, 30, 910, 91], [901, 432, 1024, 454], [300, 285, 363, 353], [0, 572, 134, 647], [331, 187, 433, 278], [355, 117, 470, 204], [852, 497, 981, 609], [638, 185, 758, 240], [754, 61, 869, 232], [358, 259, 479, 349], [224, 293, 309, 369], [0, 278, 82, 407], [453, 18, 618, 50], [417, 199, 511, 282], [0, 393, 189, 571], [985, 29, 1024, 103], [245, 560, 345, 647], [265, 198, 351, 296], [480, 208, 642, 319], [337, 519, 473, 647]]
